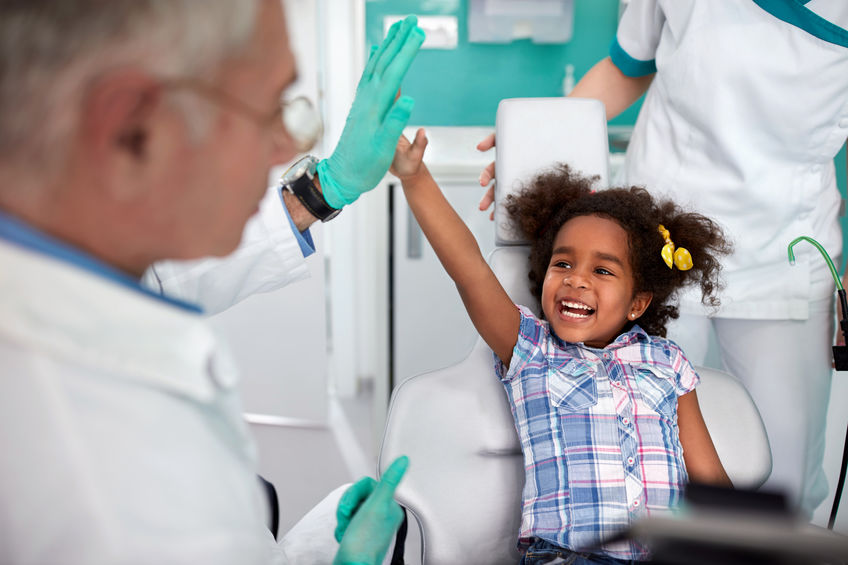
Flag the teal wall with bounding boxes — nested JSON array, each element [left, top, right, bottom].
[[365, 0, 639, 127], [366, 0, 848, 265]]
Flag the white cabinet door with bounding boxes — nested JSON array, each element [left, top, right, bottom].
[[391, 178, 498, 386], [389, 127, 499, 389], [209, 238, 327, 422]]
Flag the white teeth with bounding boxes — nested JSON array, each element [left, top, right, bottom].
[[560, 300, 594, 319], [562, 310, 590, 319], [561, 300, 592, 310]]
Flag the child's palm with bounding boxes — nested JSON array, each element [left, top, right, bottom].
[[390, 127, 427, 180]]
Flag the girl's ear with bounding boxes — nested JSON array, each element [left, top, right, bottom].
[[629, 291, 653, 320]]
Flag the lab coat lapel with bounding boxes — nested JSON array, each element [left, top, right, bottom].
[[0, 240, 238, 404]]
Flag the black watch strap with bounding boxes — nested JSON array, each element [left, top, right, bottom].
[[280, 157, 341, 222]]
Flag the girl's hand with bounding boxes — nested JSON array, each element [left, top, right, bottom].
[[390, 127, 428, 181]]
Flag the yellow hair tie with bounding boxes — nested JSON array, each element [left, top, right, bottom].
[[658, 224, 693, 271]]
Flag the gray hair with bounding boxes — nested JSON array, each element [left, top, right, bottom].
[[0, 0, 261, 171]]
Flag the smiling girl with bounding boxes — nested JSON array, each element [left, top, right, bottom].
[[392, 129, 734, 564]]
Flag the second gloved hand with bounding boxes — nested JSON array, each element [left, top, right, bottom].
[[333, 456, 409, 565], [317, 15, 425, 209]]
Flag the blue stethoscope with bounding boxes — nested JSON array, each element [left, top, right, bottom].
[[788, 236, 847, 529]]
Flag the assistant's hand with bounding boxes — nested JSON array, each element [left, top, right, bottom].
[[476, 132, 496, 220], [317, 16, 425, 210], [333, 456, 409, 565], [389, 128, 428, 181]]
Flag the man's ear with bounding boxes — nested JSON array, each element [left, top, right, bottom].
[[80, 71, 162, 197], [629, 291, 653, 320]]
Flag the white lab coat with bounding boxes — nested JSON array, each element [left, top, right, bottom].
[[616, 0, 848, 319], [0, 238, 280, 564], [613, 0, 848, 515], [0, 187, 337, 564]]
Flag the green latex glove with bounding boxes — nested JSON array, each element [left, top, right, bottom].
[[317, 15, 425, 209], [334, 477, 376, 544], [333, 455, 409, 565]]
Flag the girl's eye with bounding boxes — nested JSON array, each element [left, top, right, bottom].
[[554, 261, 571, 269], [595, 267, 613, 276]]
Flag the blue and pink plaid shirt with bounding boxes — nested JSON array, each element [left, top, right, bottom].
[[495, 306, 699, 560]]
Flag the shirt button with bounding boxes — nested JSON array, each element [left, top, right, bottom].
[[622, 417, 630, 426], [633, 499, 640, 507], [627, 457, 635, 465]]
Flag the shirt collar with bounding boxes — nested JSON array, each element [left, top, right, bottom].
[[552, 323, 652, 353], [610, 324, 651, 347], [0, 208, 202, 313]]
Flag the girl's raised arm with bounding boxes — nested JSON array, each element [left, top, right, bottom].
[[391, 129, 520, 366]]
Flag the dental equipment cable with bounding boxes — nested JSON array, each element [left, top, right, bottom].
[[788, 236, 848, 529]]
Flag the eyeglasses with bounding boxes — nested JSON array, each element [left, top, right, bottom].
[[163, 78, 323, 153]]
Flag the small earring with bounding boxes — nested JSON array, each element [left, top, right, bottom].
[[629, 313, 635, 319]]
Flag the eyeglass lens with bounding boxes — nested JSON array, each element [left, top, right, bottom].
[[282, 97, 323, 153]]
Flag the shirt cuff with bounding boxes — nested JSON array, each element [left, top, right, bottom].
[[276, 185, 316, 258], [609, 37, 657, 77]]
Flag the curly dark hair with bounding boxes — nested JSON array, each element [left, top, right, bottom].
[[503, 164, 732, 337]]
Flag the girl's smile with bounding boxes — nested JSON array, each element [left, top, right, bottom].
[[558, 298, 595, 319]]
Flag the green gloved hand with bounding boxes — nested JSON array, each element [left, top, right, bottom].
[[333, 455, 409, 565], [334, 476, 377, 544], [317, 15, 425, 209]]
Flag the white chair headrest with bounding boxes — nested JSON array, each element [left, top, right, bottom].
[[494, 97, 610, 245]]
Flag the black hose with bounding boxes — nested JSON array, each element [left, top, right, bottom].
[[828, 289, 848, 530], [829, 422, 848, 529]]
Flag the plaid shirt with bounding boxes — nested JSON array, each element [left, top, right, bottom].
[[496, 306, 699, 560]]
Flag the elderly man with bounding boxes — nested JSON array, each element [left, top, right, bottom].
[[0, 1, 423, 564]]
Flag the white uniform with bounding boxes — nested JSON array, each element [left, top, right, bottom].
[[0, 187, 322, 564], [613, 0, 848, 515]]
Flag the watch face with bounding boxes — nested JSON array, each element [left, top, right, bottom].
[[281, 156, 317, 184]]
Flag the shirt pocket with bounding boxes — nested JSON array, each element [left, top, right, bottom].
[[633, 364, 678, 419], [548, 359, 598, 412]]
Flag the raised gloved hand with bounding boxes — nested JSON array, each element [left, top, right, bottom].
[[317, 15, 425, 209], [333, 455, 409, 565]]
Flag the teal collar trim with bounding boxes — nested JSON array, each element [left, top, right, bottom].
[[609, 37, 657, 78], [753, 0, 848, 48]]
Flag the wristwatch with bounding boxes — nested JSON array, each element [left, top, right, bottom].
[[279, 155, 341, 222]]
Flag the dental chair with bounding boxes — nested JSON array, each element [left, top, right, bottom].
[[377, 98, 773, 565]]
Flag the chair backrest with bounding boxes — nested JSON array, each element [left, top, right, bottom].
[[493, 97, 609, 245], [378, 98, 771, 565]]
